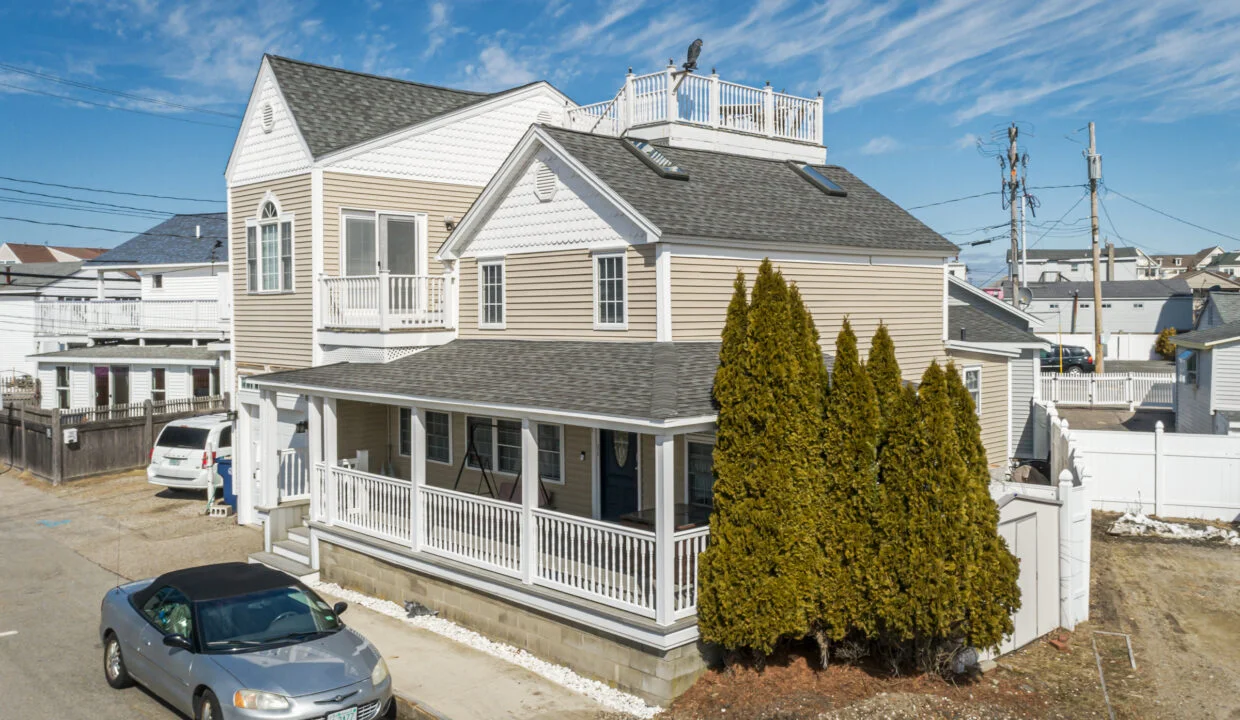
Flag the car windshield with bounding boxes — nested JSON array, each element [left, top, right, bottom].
[[157, 426, 211, 449], [197, 585, 342, 652]]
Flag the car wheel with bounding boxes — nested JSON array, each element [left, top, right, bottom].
[[1067, 365, 1083, 375], [103, 632, 133, 689], [196, 690, 223, 720]]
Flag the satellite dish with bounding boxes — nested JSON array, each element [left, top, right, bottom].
[[1017, 286, 1033, 309]]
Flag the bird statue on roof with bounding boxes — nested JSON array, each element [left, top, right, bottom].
[[683, 39, 703, 72]]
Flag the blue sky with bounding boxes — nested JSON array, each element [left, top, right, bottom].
[[2, 0, 1238, 284]]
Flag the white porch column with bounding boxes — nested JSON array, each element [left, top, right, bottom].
[[520, 418, 539, 584], [236, 402, 256, 525], [411, 408, 427, 552], [654, 433, 675, 625], [259, 390, 279, 509], [308, 396, 323, 521], [377, 269, 391, 332], [95, 270, 106, 300], [323, 397, 338, 523]]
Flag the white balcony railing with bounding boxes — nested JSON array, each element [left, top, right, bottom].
[[565, 65, 823, 145], [34, 298, 223, 336], [1040, 372, 1175, 409], [320, 273, 448, 331]]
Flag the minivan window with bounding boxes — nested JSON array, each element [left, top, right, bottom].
[[218, 426, 232, 449], [157, 426, 211, 449]]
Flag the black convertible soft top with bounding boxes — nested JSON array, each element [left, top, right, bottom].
[[132, 562, 302, 607]]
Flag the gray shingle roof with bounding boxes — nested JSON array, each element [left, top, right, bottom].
[[0, 261, 87, 290], [948, 305, 1045, 345], [1173, 321, 1240, 347], [1023, 279, 1192, 300], [1007, 247, 1140, 262], [252, 339, 834, 423], [1208, 291, 1240, 324], [31, 345, 219, 361], [267, 55, 502, 158], [540, 127, 957, 254], [88, 213, 228, 267], [1211, 252, 1240, 265]]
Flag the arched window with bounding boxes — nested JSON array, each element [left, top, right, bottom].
[[245, 194, 293, 292]]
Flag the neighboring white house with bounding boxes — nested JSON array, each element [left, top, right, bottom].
[[1206, 251, 1240, 277], [1021, 279, 1194, 360], [0, 261, 137, 378], [1174, 291, 1240, 435], [1007, 246, 1155, 282], [31, 345, 223, 410]]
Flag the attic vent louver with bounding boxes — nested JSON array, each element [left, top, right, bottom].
[[536, 109, 557, 127], [788, 161, 846, 197], [534, 162, 557, 202], [624, 139, 689, 180], [260, 102, 275, 133]]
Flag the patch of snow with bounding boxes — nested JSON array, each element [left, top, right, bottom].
[[311, 581, 662, 718], [1108, 513, 1240, 547]]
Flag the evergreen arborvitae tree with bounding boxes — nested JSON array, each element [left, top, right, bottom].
[[944, 363, 1020, 650], [867, 324, 902, 441], [817, 319, 881, 644], [698, 261, 820, 655]]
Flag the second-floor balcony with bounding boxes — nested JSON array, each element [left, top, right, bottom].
[[320, 273, 450, 331], [35, 298, 226, 337]]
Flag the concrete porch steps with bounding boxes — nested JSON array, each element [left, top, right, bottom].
[[248, 551, 319, 583]]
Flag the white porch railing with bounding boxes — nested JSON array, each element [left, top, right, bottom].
[[328, 465, 413, 545], [672, 526, 710, 619], [420, 485, 523, 577], [277, 448, 309, 502], [1040, 372, 1175, 409], [320, 273, 447, 331], [34, 298, 223, 336], [533, 508, 658, 617], [564, 66, 823, 145]]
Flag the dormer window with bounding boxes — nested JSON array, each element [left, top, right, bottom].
[[246, 196, 293, 293], [1174, 257, 1182, 266]]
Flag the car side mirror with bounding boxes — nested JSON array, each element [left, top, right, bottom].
[[333, 601, 348, 616], [163, 634, 193, 652]]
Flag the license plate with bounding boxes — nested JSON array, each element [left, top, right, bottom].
[[167, 458, 182, 466], [327, 709, 357, 720]]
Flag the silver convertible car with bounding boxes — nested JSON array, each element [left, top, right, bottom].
[[99, 562, 394, 720]]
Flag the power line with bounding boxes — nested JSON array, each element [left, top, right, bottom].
[[0, 185, 220, 218], [0, 62, 242, 119], [907, 184, 1083, 211], [0, 214, 227, 241], [0, 80, 238, 129], [1027, 191, 1090, 252], [0, 175, 223, 204], [0, 269, 140, 282], [1104, 186, 1240, 244], [0, 196, 170, 221]]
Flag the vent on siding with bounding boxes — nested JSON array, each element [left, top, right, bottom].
[[534, 162, 557, 202], [536, 109, 558, 127], [260, 102, 275, 133]]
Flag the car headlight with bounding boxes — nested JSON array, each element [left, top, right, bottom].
[[233, 689, 291, 710], [371, 657, 390, 686]]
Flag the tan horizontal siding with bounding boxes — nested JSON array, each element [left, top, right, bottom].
[[230, 173, 313, 369], [322, 172, 480, 277], [671, 255, 946, 379], [947, 350, 1009, 469], [460, 245, 657, 340]]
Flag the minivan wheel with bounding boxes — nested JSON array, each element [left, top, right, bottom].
[[196, 689, 223, 720], [1067, 365, 1083, 375], [103, 633, 133, 689]]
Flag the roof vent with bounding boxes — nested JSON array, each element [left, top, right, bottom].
[[260, 102, 275, 133], [534, 162, 557, 202], [536, 109, 557, 127], [788, 161, 846, 197], [624, 139, 689, 180]]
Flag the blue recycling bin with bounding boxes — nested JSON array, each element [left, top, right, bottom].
[[216, 458, 236, 509]]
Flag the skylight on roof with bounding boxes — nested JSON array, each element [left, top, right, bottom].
[[788, 162, 847, 197], [624, 139, 689, 180]]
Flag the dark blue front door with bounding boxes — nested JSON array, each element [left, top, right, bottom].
[[599, 430, 638, 521]]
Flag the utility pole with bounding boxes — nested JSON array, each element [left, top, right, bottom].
[[1006, 124, 1020, 305], [1087, 122, 1105, 373], [1020, 192, 1028, 286]]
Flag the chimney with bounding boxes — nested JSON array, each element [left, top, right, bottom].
[[1106, 242, 1115, 281], [196, 225, 201, 238]]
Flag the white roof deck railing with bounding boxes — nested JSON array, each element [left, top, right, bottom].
[[565, 64, 823, 145], [34, 298, 224, 336]]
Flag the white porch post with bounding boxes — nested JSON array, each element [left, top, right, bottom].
[[520, 418, 539, 584], [654, 433, 675, 625], [236, 402, 256, 525], [95, 270, 106, 300], [377, 269, 391, 332], [323, 397, 338, 523], [411, 408, 427, 552], [308, 396, 323, 521], [259, 389, 279, 508]]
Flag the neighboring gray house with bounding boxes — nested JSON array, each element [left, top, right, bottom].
[[1207, 251, 1240, 277], [1006, 246, 1155, 282], [1174, 291, 1240, 435], [1023, 279, 1193, 335]]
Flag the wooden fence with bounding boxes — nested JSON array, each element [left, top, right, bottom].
[[0, 395, 228, 484]]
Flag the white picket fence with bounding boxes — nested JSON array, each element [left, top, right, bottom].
[[1040, 372, 1174, 409]]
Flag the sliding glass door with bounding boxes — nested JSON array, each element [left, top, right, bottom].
[[342, 213, 421, 276]]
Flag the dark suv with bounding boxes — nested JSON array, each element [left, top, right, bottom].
[[1041, 345, 1095, 375]]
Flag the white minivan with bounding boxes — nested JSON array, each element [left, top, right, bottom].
[[147, 413, 233, 491]]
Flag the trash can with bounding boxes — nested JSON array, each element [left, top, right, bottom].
[[216, 458, 236, 510]]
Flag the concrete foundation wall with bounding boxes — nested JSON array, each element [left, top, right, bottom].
[[319, 540, 707, 705]]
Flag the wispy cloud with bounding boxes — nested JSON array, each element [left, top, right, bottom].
[[953, 132, 980, 150], [423, 1, 466, 60], [461, 45, 539, 90], [860, 136, 900, 155]]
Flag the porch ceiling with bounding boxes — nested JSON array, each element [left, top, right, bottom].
[[253, 339, 740, 424]]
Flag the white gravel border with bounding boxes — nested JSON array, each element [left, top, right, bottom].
[[312, 581, 662, 718], [1108, 512, 1240, 546]]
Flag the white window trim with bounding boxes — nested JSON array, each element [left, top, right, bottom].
[[593, 249, 628, 331], [245, 193, 295, 294], [150, 367, 167, 403], [191, 366, 218, 396], [477, 259, 506, 330], [55, 365, 71, 409], [464, 415, 520, 477], [683, 433, 716, 508], [425, 409, 453, 466], [537, 422, 565, 485], [338, 208, 429, 277], [963, 365, 982, 416]]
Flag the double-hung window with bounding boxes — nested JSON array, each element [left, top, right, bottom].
[[594, 251, 626, 329], [478, 260, 505, 329], [398, 408, 412, 457], [192, 367, 218, 397], [496, 419, 522, 474], [686, 439, 715, 508], [426, 411, 451, 464], [150, 368, 166, 404], [538, 424, 563, 484], [466, 417, 494, 470], [464, 416, 559, 479], [55, 366, 70, 409], [246, 200, 293, 292], [963, 367, 982, 415], [1181, 349, 1199, 386]]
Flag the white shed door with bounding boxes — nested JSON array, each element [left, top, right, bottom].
[[998, 514, 1039, 654]]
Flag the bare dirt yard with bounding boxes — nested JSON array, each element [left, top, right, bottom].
[[662, 512, 1240, 720]]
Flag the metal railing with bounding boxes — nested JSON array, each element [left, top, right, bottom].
[[320, 273, 447, 331], [1041, 372, 1175, 409], [34, 299, 223, 336]]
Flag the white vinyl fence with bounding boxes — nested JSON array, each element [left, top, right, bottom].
[[1040, 372, 1174, 409]]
